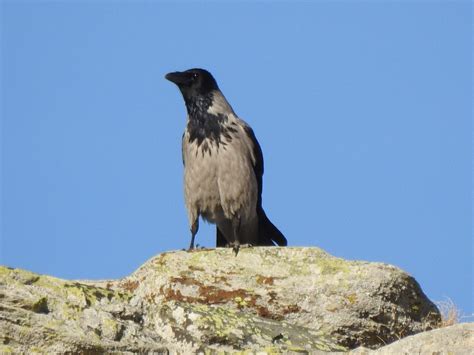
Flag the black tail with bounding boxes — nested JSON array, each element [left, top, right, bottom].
[[216, 208, 287, 247], [216, 227, 227, 247], [257, 207, 287, 246]]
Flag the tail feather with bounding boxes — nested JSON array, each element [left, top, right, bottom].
[[215, 208, 287, 247], [257, 207, 287, 246], [216, 227, 227, 247]]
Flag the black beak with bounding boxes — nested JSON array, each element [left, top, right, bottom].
[[165, 71, 189, 86]]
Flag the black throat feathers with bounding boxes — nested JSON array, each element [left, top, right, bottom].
[[185, 92, 237, 152]]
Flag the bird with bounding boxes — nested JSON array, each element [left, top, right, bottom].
[[165, 68, 287, 254]]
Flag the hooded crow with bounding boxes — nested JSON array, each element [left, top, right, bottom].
[[165, 68, 287, 254]]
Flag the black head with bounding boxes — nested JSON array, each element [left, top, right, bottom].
[[165, 68, 219, 102]]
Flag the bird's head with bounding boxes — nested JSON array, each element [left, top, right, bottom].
[[165, 68, 219, 102]]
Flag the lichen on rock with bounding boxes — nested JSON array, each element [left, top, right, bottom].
[[0, 247, 444, 353]]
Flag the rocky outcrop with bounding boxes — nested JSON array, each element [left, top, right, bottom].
[[351, 323, 473, 354], [0, 247, 441, 353]]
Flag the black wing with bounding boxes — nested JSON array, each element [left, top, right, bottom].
[[243, 125, 264, 207], [245, 125, 287, 246]]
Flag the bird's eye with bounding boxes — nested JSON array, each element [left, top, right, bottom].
[[192, 73, 199, 80]]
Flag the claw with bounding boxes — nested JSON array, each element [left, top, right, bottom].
[[232, 244, 240, 256]]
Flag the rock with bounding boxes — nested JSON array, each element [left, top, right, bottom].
[[350, 323, 474, 354], [0, 247, 441, 353], [0, 268, 166, 353]]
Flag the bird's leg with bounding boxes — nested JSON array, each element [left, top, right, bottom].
[[231, 216, 241, 256], [189, 219, 199, 250]]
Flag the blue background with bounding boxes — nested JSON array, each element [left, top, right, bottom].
[[1, 1, 472, 319]]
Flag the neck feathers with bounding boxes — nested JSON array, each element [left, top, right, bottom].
[[186, 91, 236, 149]]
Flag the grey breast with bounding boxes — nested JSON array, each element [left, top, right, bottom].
[[182, 115, 259, 230]]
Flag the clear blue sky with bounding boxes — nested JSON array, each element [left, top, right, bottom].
[[1, 1, 472, 318]]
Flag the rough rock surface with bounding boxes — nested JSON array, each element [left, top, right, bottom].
[[0, 247, 441, 353], [351, 323, 474, 354]]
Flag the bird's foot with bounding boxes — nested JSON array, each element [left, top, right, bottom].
[[232, 245, 239, 256], [229, 242, 240, 256], [230, 243, 253, 256]]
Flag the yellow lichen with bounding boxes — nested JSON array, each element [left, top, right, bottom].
[[0, 345, 14, 353], [102, 317, 121, 340], [346, 293, 357, 304]]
